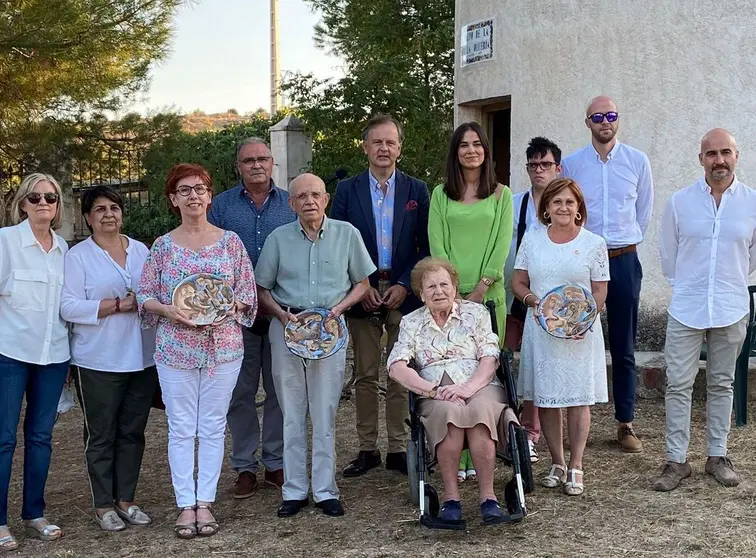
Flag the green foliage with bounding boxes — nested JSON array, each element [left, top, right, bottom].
[[282, 0, 455, 187]]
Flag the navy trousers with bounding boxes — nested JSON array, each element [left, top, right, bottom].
[[605, 251, 643, 423]]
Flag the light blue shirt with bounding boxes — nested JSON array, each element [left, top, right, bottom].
[[561, 142, 654, 248], [368, 170, 395, 270]]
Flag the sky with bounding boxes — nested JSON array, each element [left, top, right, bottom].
[[127, 0, 343, 115]]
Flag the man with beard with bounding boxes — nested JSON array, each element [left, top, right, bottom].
[[654, 129, 756, 491], [561, 96, 654, 453], [208, 137, 296, 499]]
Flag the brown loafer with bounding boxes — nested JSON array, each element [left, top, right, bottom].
[[233, 471, 257, 499], [653, 461, 692, 492], [618, 425, 643, 453], [705, 456, 741, 487], [264, 468, 284, 488]]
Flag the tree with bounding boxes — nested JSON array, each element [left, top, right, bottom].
[[282, 0, 454, 188], [0, 0, 186, 161]]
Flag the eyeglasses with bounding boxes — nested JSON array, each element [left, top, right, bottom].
[[240, 156, 272, 166], [526, 162, 558, 172], [176, 184, 209, 196], [588, 112, 619, 124], [295, 191, 324, 202], [26, 192, 59, 204]]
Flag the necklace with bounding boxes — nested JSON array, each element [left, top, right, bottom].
[[92, 235, 132, 294]]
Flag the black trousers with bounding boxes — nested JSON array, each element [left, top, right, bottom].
[[74, 366, 158, 508]]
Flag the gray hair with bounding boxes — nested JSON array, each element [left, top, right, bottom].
[[236, 137, 270, 160], [10, 173, 64, 229]]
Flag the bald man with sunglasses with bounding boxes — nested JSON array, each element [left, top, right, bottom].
[[561, 95, 654, 454]]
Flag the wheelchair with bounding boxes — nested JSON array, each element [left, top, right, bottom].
[[405, 301, 534, 530]]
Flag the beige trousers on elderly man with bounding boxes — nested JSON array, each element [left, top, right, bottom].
[[664, 314, 748, 464]]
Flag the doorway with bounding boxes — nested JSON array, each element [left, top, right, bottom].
[[486, 103, 511, 187]]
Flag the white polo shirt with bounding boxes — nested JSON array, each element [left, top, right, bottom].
[[0, 219, 70, 365]]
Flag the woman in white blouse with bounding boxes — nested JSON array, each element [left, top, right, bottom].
[[0, 174, 69, 552], [60, 185, 157, 532]]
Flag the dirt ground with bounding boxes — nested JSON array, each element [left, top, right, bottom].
[[7, 388, 756, 558]]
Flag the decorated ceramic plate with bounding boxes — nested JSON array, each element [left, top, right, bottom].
[[536, 285, 598, 339], [284, 308, 348, 360], [172, 273, 235, 326]]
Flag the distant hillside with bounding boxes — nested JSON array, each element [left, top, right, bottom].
[[181, 109, 270, 133]]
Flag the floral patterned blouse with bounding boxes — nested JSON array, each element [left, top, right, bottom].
[[137, 231, 257, 372], [387, 299, 501, 386]]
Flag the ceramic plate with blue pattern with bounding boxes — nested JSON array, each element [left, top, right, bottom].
[[536, 285, 598, 338], [172, 273, 235, 326], [284, 308, 348, 359]]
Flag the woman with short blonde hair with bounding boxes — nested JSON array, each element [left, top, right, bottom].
[[0, 173, 70, 552]]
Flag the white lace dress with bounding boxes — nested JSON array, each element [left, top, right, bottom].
[[515, 227, 610, 407]]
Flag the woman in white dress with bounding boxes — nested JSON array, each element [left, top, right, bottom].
[[511, 178, 609, 496]]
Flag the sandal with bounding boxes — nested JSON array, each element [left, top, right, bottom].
[[173, 506, 197, 540], [0, 526, 18, 553], [541, 464, 567, 488], [24, 518, 63, 541], [116, 505, 152, 526], [564, 468, 584, 496], [196, 504, 219, 537], [457, 470, 466, 483], [466, 469, 477, 482]]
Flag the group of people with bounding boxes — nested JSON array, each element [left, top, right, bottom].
[[0, 94, 754, 550]]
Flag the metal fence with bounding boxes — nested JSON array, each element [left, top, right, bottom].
[[0, 160, 27, 228]]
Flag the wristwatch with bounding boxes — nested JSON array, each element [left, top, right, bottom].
[[427, 385, 439, 399], [481, 277, 493, 287]]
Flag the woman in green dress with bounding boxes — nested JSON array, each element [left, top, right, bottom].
[[429, 121, 514, 343]]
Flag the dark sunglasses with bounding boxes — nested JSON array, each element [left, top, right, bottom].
[[26, 192, 59, 204], [588, 112, 619, 124]]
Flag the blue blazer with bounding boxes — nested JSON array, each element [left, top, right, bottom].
[[330, 169, 430, 317]]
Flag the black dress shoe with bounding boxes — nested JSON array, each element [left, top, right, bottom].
[[277, 498, 309, 517], [386, 451, 408, 475], [342, 450, 381, 477], [315, 499, 344, 516]]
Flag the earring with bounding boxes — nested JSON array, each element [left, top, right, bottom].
[[576, 212, 582, 221], [543, 211, 550, 220]]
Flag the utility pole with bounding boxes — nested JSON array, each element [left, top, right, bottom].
[[270, 0, 281, 115]]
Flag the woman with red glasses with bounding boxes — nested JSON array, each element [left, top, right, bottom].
[[0, 173, 69, 552]]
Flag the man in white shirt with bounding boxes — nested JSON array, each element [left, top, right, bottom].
[[504, 136, 562, 463], [562, 95, 654, 453], [654, 128, 756, 492]]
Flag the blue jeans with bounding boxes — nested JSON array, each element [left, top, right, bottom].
[[0, 353, 68, 525], [606, 251, 643, 424]]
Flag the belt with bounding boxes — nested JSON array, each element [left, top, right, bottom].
[[608, 244, 636, 259], [378, 269, 392, 281]]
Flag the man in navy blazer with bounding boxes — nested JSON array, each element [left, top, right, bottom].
[[330, 114, 430, 478]]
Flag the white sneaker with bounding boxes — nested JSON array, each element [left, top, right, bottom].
[[528, 440, 539, 463]]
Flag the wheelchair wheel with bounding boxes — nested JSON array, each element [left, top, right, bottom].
[[425, 485, 440, 517], [515, 426, 534, 494], [407, 438, 420, 506]]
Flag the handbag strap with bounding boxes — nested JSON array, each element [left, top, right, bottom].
[[515, 192, 529, 251]]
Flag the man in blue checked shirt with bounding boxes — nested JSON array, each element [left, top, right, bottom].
[[562, 96, 654, 454], [208, 137, 296, 499]]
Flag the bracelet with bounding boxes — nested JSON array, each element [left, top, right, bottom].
[[522, 293, 535, 307], [114, 297, 121, 313]]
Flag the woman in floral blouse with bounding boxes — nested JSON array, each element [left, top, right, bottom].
[[137, 163, 257, 539], [387, 258, 516, 526]]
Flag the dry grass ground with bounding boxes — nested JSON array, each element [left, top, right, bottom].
[[7, 391, 756, 558]]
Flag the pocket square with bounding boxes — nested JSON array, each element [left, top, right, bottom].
[[405, 200, 418, 211]]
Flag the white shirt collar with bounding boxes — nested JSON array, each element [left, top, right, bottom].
[[700, 175, 740, 195], [19, 218, 63, 252], [591, 140, 621, 162]]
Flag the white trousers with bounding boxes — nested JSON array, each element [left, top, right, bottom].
[[156, 358, 242, 508], [664, 314, 748, 463], [269, 318, 346, 503]]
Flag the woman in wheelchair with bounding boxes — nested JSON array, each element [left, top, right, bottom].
[[387, 258, 517, 525]]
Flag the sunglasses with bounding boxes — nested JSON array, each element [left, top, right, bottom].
[[26, 192, 59, 204], [588, 112, 619, 124]]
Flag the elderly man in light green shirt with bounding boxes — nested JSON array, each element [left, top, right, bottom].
[[256, 173, 375, 518]]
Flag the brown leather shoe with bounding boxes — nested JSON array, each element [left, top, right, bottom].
[[653, 461, 692, 492], [233, 471, 257, 499], [618, 425, 643, 453], [705, 456, 741, 487], [264, 468, 284, 488]]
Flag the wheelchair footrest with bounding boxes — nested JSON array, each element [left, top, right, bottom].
[[420, 514, 467, 531]]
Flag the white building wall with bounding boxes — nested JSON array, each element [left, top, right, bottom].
[[454, 0, 756, 348]]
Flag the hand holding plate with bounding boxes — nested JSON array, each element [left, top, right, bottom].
[[164, 304, 197, 328]]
